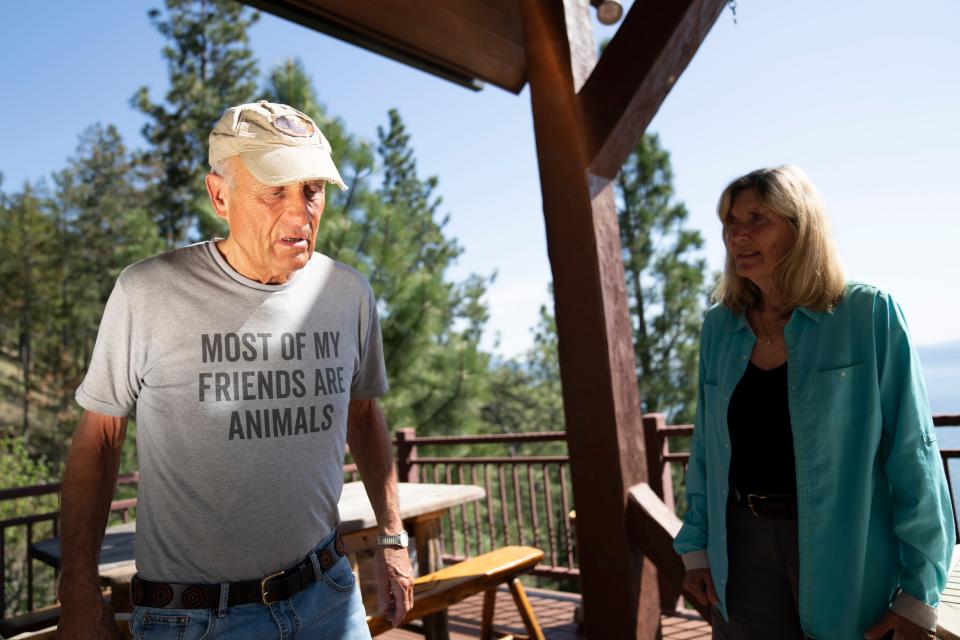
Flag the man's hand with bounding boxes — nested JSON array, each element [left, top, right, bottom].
[[682, 568, 719, 607], [58, 593, 121, 639], [864, 610, 935, 640], [374, 546, 415, 627]]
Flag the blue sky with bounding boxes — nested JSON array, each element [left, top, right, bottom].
[[1, 1, 958, 358]]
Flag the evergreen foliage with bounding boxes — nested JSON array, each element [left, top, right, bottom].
[[133, 0, 259, 245], [617, 134, 706, 423], [483, 305, 564, 438], [0, 126, 161, 459], [0, 438, 59, 616], [0, 183, 57, 446]]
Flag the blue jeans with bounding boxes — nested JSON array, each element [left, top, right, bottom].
[[130, 537, 371, 639]]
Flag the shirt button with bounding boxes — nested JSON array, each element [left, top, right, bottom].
[[741, 354, 747, 360], [724, 442, 729, 448], [840, 371, 847, 378]]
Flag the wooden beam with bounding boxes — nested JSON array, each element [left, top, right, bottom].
[[579, 0, 728, 178], [239, 0, 485, 91], [519, 1, 659, 637]]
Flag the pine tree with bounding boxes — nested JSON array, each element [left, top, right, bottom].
[[617, 133, 706, 423], [367, 111, 492, 434], [133, 0, 259, 245], [0, 182, 58, 443], [49, 124, 163, 452]]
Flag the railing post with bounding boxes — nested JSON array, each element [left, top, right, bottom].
[[642, 413, 683, 612], [395, 427, 418, 483], [642, 413, 673, 510], [27, 522, 34, 612], [1, 528, 6, 618]]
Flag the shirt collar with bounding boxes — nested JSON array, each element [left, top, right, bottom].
[[718, 303, 826, 332]]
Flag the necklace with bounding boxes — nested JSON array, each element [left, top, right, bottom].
[[756, 311, 775, 346]]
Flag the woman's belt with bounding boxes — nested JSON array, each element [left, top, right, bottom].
[[732, 489, 797, 520]]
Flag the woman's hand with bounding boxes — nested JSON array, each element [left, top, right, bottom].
[[682, 568, 719, 606], [864, 610, 935, 639]]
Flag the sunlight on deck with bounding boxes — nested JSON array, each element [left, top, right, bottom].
[[377, 585, 711, 639]]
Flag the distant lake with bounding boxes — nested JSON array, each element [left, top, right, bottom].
[[920, 342, 960, 507], [920, 341, 959, 418]]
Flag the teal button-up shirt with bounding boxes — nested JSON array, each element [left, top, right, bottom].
[[674, 282, 954, 639]]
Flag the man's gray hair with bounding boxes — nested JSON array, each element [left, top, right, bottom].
[[210, 157, 236, 187]]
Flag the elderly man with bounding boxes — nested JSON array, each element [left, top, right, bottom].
[[58, 101, 414, 638]]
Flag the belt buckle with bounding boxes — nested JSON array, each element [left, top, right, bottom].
[[746, 493, 766, 516], [261, 569, 285, 605]]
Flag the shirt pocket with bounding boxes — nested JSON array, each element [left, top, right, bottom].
[[815, 363, 863, 423]]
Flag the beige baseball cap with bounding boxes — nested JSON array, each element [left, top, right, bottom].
[[209, 100, 347, 190]]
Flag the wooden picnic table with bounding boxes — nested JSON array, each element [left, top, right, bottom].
[[31, 481, 484, 639]]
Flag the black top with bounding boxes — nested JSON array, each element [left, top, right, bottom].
[[727, 361, 796, 495]]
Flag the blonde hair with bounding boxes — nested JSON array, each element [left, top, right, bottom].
[[713, 165, 845, 314]]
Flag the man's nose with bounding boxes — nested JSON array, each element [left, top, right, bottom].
[[284, 191, 312, 225]]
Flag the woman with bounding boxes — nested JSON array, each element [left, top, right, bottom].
[[674, 166, 954, 640]]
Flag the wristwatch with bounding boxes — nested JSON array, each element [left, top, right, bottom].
[[376, 530, 409, 548]]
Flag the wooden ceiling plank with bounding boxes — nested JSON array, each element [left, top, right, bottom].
[[293, 0, 526, 92], [578, 0, 728, 178], [242, 0, 484, 89], [363, 0, 524, 86]]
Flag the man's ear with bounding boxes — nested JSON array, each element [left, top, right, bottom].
[[205, 173, 230, 221]]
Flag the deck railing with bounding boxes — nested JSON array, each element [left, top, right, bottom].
[[391, 428, 577, 582], [0, 473, 139, 619], [935, 414, 960, 541], [2, 413, 959, 622]]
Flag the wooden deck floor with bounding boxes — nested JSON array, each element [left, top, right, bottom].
[[378, 585, 711, 639]]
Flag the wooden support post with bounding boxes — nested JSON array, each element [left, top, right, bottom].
[[519, 1, 660, 637], [395, 427, 419, 483]]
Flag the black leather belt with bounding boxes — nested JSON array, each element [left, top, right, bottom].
[[733, 489, 797, 520], [131, 531, 347, 609]]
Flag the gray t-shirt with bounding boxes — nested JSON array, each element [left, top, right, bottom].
[[76, 240, 388, 583]]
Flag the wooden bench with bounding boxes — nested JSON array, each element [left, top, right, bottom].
[[366, 545, 546, 639]]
